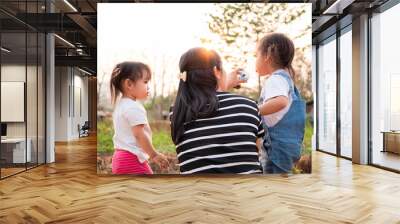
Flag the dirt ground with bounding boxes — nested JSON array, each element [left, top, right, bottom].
[[97, 153, 311, 175], [97, 152, 179, 174]]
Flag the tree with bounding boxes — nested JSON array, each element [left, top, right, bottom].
[[204, 3, 311, 100], [140, 51, 179, 118], [97, 71, 108, 111]]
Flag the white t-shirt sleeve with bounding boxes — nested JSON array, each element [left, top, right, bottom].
[[122, 103, 148, 127], [262, 75, 290, 102]]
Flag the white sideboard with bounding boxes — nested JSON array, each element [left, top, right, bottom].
[[1, 138, 32, 163]]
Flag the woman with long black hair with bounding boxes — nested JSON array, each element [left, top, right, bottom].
[[170, 47, 265, 174]]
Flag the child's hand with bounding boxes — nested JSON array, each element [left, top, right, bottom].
[[150, 152, 169, 169]]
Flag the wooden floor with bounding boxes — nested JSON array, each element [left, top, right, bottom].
[[1, 167, 26, 178], [0, 135, 400, 223], [1, 163, 45, 178], [372, 151, 400, 171]]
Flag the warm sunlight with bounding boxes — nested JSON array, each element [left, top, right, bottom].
[[98, 3, 311, 108]]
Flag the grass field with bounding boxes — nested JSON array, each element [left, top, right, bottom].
[[97, 119, 175, 154], [98, 118, 313, 154], [97, 117, 313, 174]]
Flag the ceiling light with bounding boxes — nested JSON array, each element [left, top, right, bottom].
[[54, 34, 75, 48], [78, 67, 93, 76], [323, 0, 355, 15], [63, 0, 78, 12], [1, 47, 11, 53]]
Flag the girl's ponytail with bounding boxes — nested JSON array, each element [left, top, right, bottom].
[[110, 64, 122, 106], [288, 64, 296, 80]]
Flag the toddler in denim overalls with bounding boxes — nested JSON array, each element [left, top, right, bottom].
[[255, 33, 306, 173]]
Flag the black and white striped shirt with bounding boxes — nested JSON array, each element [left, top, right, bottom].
[[173, 92, 265, 174]]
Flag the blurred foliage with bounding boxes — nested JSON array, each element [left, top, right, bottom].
[[204, 3, 312, 102], [152, 129, 176, 154], [144, 94, 176, 121], [98, 117, 313, 156], [303, 114, 313, 155], [97, 118, 114, 153], [97, 119, 176, 154]]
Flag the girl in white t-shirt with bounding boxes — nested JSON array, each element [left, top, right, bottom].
[[255, 33, 306, 174], [110, 61, 168, 174]]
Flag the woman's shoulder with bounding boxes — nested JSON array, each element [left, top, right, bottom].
[[216, 92, 258, 107]]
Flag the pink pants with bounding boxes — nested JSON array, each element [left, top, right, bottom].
[[111, 149, 153, 175]]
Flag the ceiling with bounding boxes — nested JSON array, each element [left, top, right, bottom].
[[0, 0, 99, 74], [311, 0, 391, 43]]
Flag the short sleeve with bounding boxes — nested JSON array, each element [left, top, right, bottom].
[[122, 104, 148, 127], [262, 75, 290, 103]]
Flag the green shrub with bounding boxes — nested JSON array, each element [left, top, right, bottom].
[[302, 116, 313, 155], [97, 119, 114, 153]]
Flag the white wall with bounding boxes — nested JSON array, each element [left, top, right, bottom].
[[1, 64, 46, 164], [55, 66, 69, 141], [70, 70, 89, 139], [54, 67, 89, 141], [1, 65, 35, 138], [1, 65, 26, 138]]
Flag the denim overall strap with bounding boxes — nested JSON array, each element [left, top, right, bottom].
[[263, 70, 306, 173], [273, 69, 298, 101]]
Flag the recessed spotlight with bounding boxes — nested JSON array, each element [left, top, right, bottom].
[[1, 47, 11, 53]]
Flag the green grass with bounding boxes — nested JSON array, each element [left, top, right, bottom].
[[302, 115, 313, 155], [98, 116, 313, 156], [97, 119, 176, 154], [97, 119, 114, 153], [152, 130, 176, 154]]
